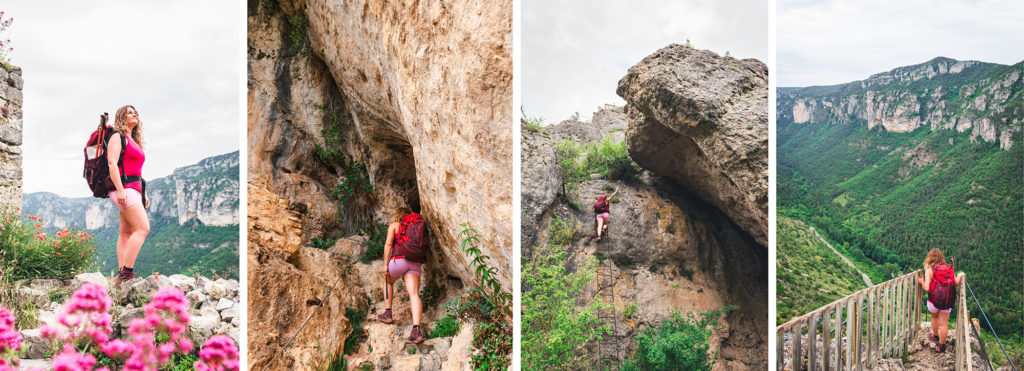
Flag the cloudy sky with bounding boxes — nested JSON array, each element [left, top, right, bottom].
[[779, 0, 1024, 87], [523, 0, 769, 124], [4, 1, 240, 197]]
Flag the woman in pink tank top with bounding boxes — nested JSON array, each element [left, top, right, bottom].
[[105, 105, 149, 284]]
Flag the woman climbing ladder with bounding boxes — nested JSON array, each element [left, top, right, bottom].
[[595, 186, 619, 241]]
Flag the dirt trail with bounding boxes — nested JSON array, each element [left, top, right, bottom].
[[809, 226, 873, 287]]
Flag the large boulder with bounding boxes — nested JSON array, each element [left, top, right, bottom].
[[617, 44, 768, 246]]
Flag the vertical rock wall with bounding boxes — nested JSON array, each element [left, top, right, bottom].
[[0, 65, 23, 206]]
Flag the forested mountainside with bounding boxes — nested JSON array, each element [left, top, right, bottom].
[[777, 58, 1022, 339]]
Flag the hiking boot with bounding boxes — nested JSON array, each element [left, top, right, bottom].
[[928, 333, 939, 345], [377, 309, 394, 324], [937, 343, 946, 353], [115, 267, 133, 286], [408, 327, 424, 344]]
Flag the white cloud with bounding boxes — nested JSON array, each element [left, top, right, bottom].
[[523, 0, 769, 124], [4, 1, 240, 197], [779, 0, 1024, 87]]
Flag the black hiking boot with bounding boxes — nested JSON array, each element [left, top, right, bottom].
[[937, 343, 946, 353], [408, 326, 424, 344], [377, 309, 394, 324], [928, 332, 939, 345]]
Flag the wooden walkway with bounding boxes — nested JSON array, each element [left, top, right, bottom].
[[776, 270, 976, 370]]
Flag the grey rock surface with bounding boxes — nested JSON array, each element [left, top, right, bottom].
[[617, 44, 768, 246]]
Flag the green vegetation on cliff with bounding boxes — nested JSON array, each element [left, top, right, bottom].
[[776, 217, 869, 324], [90, 217, 239, 279]]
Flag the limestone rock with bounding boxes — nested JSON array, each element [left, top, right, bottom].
[[521, 108, 768, 369], [166, 274, 197, 293], [72, 272, 110, 292], [440, 324, 474, 371], [19, 329, 46, 359], [617, 44, 768, 246]]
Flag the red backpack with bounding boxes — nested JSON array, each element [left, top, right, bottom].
[[393, 213, 429, 263], [593, 197, 609, 214], [928, 262, 957, 310], [83, 113, 127, 198]]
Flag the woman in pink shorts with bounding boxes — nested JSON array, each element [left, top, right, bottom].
[[916, 248, 965, 353], [106, 105, 149, 284], [377, 207, 426, 343], [594, 186, 619, 241]]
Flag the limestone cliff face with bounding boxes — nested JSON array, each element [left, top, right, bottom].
[[0, 64, 23, 206], [521, 109, 768, 370], [778, 58, 1024, 149], [247, 0, 511, 368], [22, 152, 240, 230], [616, 44, 769, 247]]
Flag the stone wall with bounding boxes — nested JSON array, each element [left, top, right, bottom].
[[0, 64, 23, 207]]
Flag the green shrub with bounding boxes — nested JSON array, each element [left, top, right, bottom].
[[547, 215, 577, 246], [522, 243, 605, 369], [429, 314, 461, 338], [621, 306, 736, 371], [0, 203, 97, 280], [456, 224, 512, 370], [623, 303, 638, 319], [343, 307, 368, 355], [557, 137, 640, 193], [306, 237, 336, 250], [420, 283, 446, 311], [360, 223, 387, 263], [521, 106, 545, 133]]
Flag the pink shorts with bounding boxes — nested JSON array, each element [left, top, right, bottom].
[[596, 212, 610, 223], [927, 300, 952, 314], [387, 257, 421, 278], [109, 188, 143, 211]]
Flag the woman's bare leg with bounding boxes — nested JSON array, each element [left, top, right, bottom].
[[116, 211, 130, 270], [930, 312, 939, 337], [404, 273, 422, 326], [938, 311, 950, 345], [385, 274, 398, 309], [120, 203, 149, 269], [596, 217, 605, 240]]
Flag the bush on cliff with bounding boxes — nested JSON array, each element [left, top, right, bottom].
[[0, 202, 96, 280], [522, 243, 605, 370], [620, 306, 735, 371]]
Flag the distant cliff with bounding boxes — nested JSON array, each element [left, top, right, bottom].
[[24, 151, 239, 230], [778, 57, 1023, 149]]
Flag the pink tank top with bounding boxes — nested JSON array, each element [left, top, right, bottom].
[[120, 134, 144, 193]]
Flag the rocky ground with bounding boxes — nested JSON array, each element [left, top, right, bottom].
[[10, 272, 240, 369]]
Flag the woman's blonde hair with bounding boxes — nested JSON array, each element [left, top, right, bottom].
[[393, 207, 411, 223], [924, 248, 945, 269], [113, 105, 144, 149]]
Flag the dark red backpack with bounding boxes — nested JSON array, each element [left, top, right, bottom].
[[393, 213, 429, 263], [928, 262, 957, 310], [83, 113, 126, 198], [593, 197, 609, 214]]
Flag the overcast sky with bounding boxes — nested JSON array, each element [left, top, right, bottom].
[[523, 0, 769, 124], [779, 0, 1024, 87], [4, 1, 240, 197]]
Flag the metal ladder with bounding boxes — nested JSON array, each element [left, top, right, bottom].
[[596, 258, 620, 370]]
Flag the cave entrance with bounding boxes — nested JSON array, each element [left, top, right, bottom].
[[371, 133, 421, 216]]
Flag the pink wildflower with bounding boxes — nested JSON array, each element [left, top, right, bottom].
[[194, 335, 240, 371], [0, 308, 21, 352], [52, 343, 97, 371]]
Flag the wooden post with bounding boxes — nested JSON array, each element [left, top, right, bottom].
[[856, 292, 864, 371], [810, 312, 818, 371], [835, 300, 844, 371], [777, 327, 785, 371], [846, 299, 855, 371], [823, 305, 832, 371], [867, 287, 875, 365], [794, 320, 803, 371]]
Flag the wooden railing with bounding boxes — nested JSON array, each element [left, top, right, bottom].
[[955, 276, 972, 371], [776, 270, 923, 370]]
